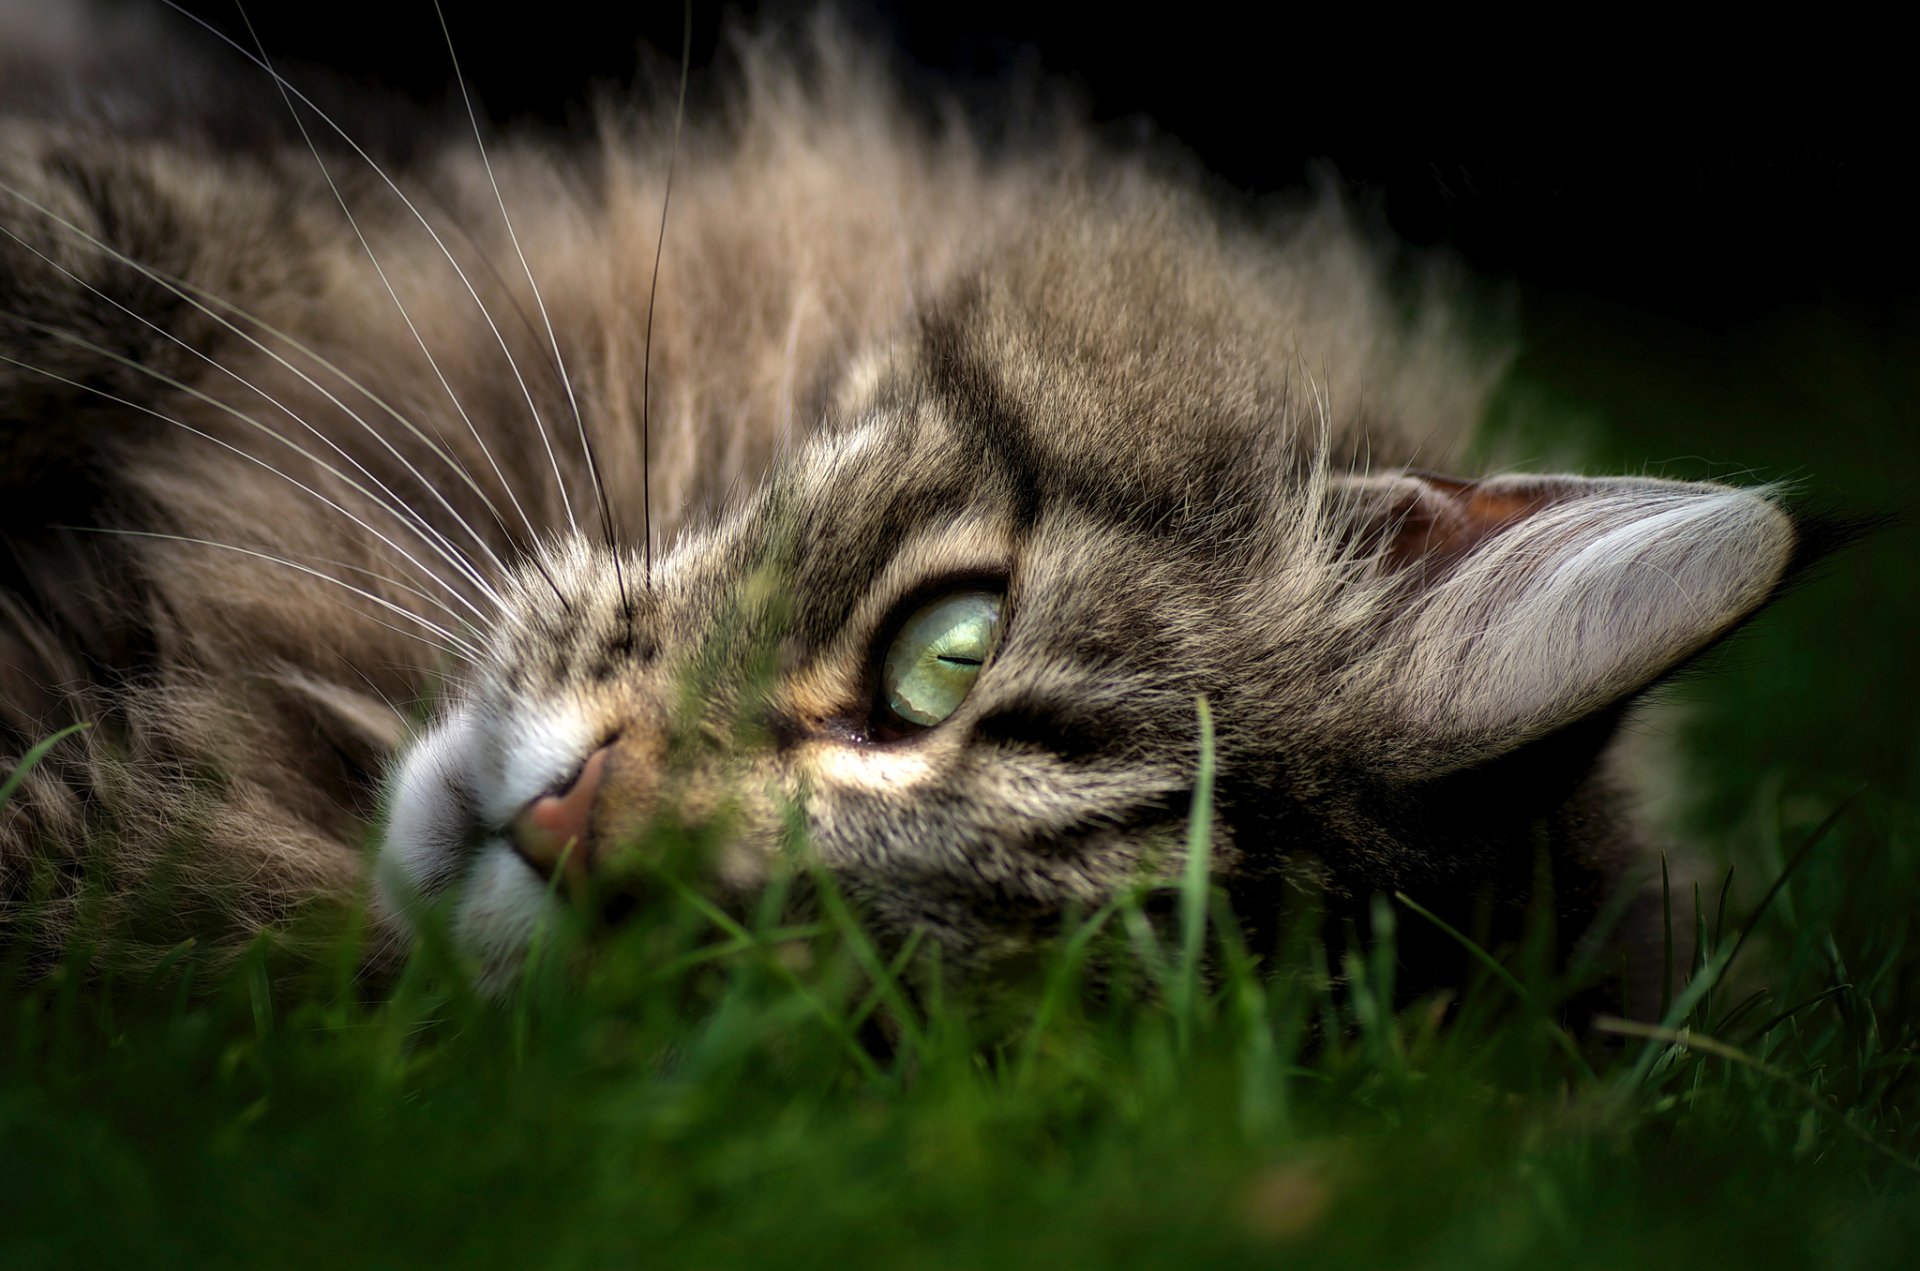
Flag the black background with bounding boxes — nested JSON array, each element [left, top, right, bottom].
[[142, 1, 1911, 330]]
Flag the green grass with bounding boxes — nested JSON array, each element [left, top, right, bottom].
[[5, 295, 1919, 1268]]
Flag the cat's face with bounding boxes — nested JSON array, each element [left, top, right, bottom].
[[375, 317, 1274, 982], [0, 2, 1814, 994], [374, 228, 1800, 985]]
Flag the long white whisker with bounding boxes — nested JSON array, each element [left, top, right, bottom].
[[0, 179, 517, 574], [184, 3, 546, 564], [0, 337, 502, 624], [0, 190, 517, 574], [303, 554, 486, 640], [170, 2, 578, 565], [0, 213, 506, 607], [73, 529, 482, 665], [338, 657, 417, 732], [641, 0, 694, 593], [161, 265, 519, 570], [433, 0, 586, 539]]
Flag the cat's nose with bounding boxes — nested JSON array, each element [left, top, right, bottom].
[[508, 745, 611, 888]]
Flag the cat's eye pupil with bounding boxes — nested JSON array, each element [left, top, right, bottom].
[[880, 589, 1004, 730]]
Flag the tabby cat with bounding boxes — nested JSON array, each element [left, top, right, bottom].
[[0, 2, 1807, 1001]]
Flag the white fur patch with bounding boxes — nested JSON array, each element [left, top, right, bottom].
[[810, 740, 940, 791], [376, 699, 592, 974], [377, 708, 483, 911], [451, 840, 561, 992], [483, 704, 599, 828]]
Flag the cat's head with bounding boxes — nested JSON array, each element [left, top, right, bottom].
[[373, 210, 1801, 988]]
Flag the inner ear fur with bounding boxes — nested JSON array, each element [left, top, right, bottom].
[[1340, 469, 1798, 775]]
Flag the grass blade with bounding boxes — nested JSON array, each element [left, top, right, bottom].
[[1394, 891, 1595, 1081], [0, 721, 91, 809], [1720, 786, 1865, 982], [1595, 1016, 1920, 1175], [1172, 695, 1216, 1048]]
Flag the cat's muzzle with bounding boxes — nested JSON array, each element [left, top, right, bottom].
[[503, 729, 692, 924]]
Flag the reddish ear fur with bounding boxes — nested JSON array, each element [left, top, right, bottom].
[[1383, 472, 1553, 572], [1374, 472, 1600, 575]]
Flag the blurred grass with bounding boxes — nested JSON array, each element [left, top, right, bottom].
[[3, 294, 1918, 1269]]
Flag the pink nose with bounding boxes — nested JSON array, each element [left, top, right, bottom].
[[509, 746, 610, 888]]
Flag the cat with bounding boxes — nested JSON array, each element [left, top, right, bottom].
[[0, 1, 1810, 1004]]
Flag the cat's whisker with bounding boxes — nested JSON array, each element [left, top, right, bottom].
[[433, 0, 595, 545], [185, 3, 567, 610], [171, 2, 576, 611], [0, 213, 508, 610], [0, 174, 520, 575], [71, 529, 483, 666], [234, 40, 540, 554], [157, 271, 518, 583], [217, 545, 485, 644], [338, 659, 419, 737], [0, 337, 502, 625], [319, 572, 482, 656], [640, 0, 696, 597]]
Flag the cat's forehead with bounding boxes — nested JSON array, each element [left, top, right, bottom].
[[791, 262, 1296, 546], [655, 209, 1318, 655]]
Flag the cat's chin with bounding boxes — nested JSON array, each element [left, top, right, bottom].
[[374, 704, 576, 991], [446, 843, 569, 994], [373, 828, 572, 995]]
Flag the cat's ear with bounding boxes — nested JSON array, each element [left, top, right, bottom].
[[1340, 470, 1796, 774]]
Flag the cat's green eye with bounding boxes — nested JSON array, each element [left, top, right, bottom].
[[879, 589, 1005, 729]]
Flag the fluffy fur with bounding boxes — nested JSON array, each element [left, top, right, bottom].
[[0, 4, 1797, 1000]]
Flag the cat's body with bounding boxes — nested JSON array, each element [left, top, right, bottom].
[[0, 4, 1798, 1001]]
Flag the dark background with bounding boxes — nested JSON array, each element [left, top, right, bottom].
[[144, 1, 1910, 328]]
